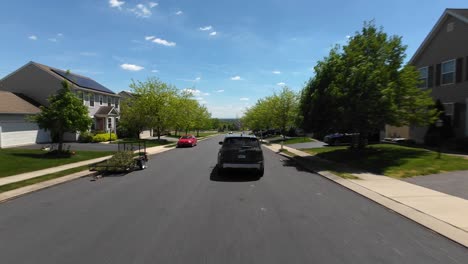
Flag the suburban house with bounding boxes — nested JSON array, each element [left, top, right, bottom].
[[386, 8, 468, 142], [0, 91, 50, 148], [0, 61, 120, 147], [118, 90, 152, 139]]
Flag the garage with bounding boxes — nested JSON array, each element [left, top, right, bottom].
[[0, 91, 50, 148]]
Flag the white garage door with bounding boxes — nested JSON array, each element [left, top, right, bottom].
[[0, 121, 50, 148]]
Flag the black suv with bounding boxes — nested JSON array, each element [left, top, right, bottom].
[[217, 134, 264, 176]]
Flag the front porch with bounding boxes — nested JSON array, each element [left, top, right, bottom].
[[93, 106, 119, 132]]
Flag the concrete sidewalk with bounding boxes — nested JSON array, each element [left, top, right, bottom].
[[264, 144, 468, 247]]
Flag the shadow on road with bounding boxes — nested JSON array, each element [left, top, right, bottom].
[[209, 165, 261, 182]]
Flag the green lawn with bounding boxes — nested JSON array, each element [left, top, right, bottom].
[[271, 137, 314, 145], [300, 144, 468, 178], [0, 165, 90, 193], [0, 149, 114, 178]]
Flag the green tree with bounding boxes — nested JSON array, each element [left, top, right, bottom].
[[300, 21, 437, 148], [119, 94, 149, 138], [31, 80, 92, 153], [271, 86, 299, 137], [129, 78, 178, 140]]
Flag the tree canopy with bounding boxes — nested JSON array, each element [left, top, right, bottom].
[[31, 80, 92, 152], [299, 21, 437, 147]]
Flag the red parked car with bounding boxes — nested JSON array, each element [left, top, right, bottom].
[[177, 135, 198, 147]]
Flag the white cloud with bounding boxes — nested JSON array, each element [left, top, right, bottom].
[[131, 4, 152, 17], [195, 77, 201, 81], [195, 97, 204, 101], [48, 38, 58, 42], [199, 26, 212, 31], [145, 36, 155, 40], [277, 82, 286, 86], [346, 35, 351, 39], [209, 31, 217, 36], [272, 70, 281, 74], [57, 33, 63, 37], [152, 38, 176, 47], [149, 2, 158, 8], [240, 98, 249, 101], [151, 69, 159, 73], [203, 92, 210, 96], [183, 89, 201, 95], [230, 76, 242, 81], [215, 89, 224, 93], [175, 10, 183, 15], [28, 35, 37, 40], [109, 0, 125, 9], [120, 63, 144, 71]]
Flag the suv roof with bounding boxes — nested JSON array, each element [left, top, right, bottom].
[[224, 134, 257, 139]]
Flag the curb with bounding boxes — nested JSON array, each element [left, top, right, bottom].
[[0, 170, 98, 204], [276, 151, 468, 248]]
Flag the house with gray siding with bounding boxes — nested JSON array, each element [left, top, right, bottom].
[[0, 61, 120, 144], [386, 8, 468, 142]]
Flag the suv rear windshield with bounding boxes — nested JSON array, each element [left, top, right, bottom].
[[181, 136, 191, 139], [224, 137, 259, 147]]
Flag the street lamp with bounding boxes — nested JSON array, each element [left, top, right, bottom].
[[435, 119, 443, 159]]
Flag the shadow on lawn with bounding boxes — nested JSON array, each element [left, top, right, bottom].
[[10, 152, 73, 159], [313, 146, 432, 175]]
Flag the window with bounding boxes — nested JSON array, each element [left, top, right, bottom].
[[115, 117, 119, 126], [107, 96, 112, 106], [441, 60, 455, 85], [115, 98, 119, 108], [418, 67, 428, 88], [99, 95, 103, 105], [89, 94, 95, 107], [108, 117, 112, 129], [443, 102, 455, 126]]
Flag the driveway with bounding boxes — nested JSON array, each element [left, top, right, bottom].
[[403, 170, 468, 200]]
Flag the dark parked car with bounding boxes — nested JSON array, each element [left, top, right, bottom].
[[217, 134, 264, 176], [323, 132, 381, 146], [323, 133, 355, 146]]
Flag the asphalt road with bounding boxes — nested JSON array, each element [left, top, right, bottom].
[[0, 135, 466, 263]]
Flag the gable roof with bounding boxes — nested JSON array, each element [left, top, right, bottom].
[[94, 106, 119, 117], [0, 91, 41, 114], [31, 62, 116, 95], [409, 8, 468, 64]]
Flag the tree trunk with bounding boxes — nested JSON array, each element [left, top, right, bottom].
[[58, 132, 64, 153], [157, 127, 161, 140], [196, 129, 200, 137]]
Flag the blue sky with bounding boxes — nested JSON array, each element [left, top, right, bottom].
[[0, 0, 467, 118]]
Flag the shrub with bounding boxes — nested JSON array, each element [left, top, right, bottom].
[[92, 132, 118, 142], [96, 151, 134, 172], [79, 131, 94, 143]]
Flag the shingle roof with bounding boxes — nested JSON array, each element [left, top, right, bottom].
[[409, 8, 468, 63], [0, 91, 41, 114], [447, 9, 468, 21], [32, 62, 116, 95]]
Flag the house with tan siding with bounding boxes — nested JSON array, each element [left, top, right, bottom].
[[386, 8, 468, 143]]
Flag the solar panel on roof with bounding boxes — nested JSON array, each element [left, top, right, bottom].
[[50, 69, 115, 94]]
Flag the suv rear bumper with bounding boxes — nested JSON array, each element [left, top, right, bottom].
[[221, 163, 262, 169]]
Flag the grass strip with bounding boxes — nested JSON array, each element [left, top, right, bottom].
[[0, 166, 90, 193]]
